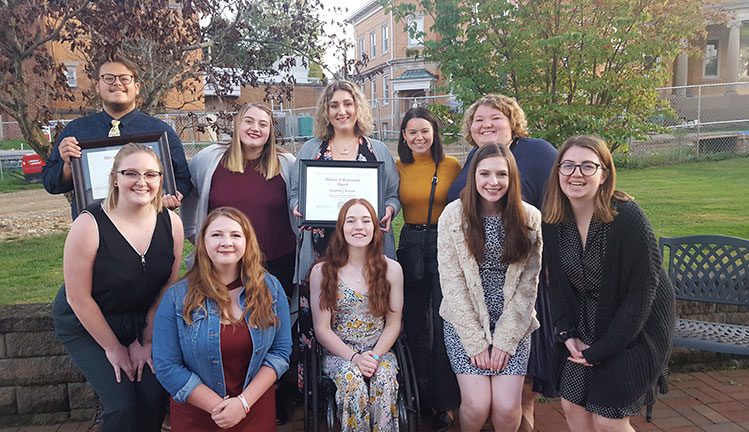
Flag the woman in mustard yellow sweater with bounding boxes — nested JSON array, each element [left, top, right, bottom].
[[395, 107, 461, 430]]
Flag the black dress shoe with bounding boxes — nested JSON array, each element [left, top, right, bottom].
[[276, 408, 289, 425], [87, 399, 103, 432], [433, 411, 452, 432]]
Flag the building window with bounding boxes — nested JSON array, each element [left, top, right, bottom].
[[407, 16, 424, 47], [703, 39, 719, 78], [740, 21, 749, 78], [382, 24, 389, 54], [371, 79, 377, 106], [382, 75, 389, 104], [370, 32, 376, 58], [64, 64, 78, 88], [382, 122, 388, 139], [359, 39, 365, 61]]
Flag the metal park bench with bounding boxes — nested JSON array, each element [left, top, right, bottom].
[[660, 235, 749, 355]]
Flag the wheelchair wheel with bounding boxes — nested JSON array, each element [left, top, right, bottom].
[[302, 345, 317, 432], [395, 335, 420, 431], [325, 395, 336, 431]]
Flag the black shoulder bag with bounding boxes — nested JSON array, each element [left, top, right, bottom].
[[397, 161, 439, 283]]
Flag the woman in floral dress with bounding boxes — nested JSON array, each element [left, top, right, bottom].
[[309, 198, 404, 431]]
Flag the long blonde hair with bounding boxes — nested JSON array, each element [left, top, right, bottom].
[[543, 135, 632, 224], [106, 143, 163, 212], [313, 80, 373, 141], [182, 207, 278, 328], [222, 103, 288, 180]]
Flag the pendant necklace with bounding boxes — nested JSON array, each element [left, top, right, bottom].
[[332, 138, 357, 155]]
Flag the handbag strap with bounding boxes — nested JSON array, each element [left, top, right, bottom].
[[424, 159, 440, 244]]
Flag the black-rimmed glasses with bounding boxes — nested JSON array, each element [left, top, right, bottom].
[[558, 161, 604, 176], [100, 74, 135, 85], [117, 170, 162, 183]]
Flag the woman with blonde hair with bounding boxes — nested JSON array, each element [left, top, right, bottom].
[[53, 143, 184, 431], [309, 198, 404, 431], [438, 143, 542, 432], [181, 103, 297, 421], [542, 135, 673, 432], [153, 207, 292, 431], [289, 80, 400, 285]]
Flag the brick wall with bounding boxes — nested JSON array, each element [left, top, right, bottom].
[[0, 304, 95, 427]]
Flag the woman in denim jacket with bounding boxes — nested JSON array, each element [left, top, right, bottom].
[[153, 207, 292, 431]]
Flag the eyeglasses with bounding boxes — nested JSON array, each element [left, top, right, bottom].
[[99, 74, 135, 85], [117, 170, 162, 183], [558, 161, 604, 176]]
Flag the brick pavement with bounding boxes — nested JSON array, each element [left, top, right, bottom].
[[2, 369, 748, 432]]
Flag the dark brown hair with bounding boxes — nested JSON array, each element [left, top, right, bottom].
[[397, 107, 445, 163], [318, 199, 391, 317], [94, 56, 140, 81], [460, 144, 532, 263]]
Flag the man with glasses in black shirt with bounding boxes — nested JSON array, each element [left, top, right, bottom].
[[42, 56, 191, 216]]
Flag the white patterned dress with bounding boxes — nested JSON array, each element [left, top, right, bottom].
[[444, 215, 531, 375], [321, 281, 399, 431]]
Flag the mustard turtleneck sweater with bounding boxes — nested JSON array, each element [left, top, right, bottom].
[[396, 152, 462, 224]]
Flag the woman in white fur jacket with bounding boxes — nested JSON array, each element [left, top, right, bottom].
[[437, 143, 542, 432]]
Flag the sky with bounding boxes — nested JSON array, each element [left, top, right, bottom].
[[320, 0, 370, 74]]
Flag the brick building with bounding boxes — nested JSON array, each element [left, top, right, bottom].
[[347, 0, 448, 137]]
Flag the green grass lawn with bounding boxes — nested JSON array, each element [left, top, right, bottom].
[[0, 139, 26, 150], [0, 172, 45, 193], [0, 157, 747, 305], [0, 233, 65, 304], [616, 158, 749, 239]]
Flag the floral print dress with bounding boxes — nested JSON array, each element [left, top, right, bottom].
[[321, 281, 399, 432]]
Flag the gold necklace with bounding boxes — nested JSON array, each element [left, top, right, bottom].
[[331, 138, 358, 155]]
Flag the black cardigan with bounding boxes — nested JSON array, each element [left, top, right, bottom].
[[542, 199, 675, 408]]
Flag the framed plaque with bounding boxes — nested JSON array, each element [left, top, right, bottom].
[[299, 160, 384, 227], [71, 132, 176, 216]]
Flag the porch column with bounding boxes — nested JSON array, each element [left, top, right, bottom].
[[674, 39, 688, 96], [726, 20, 741, 93]]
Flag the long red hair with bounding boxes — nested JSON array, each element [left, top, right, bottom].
[[183, 207, 278, 328], [318, 199, 391, 317]]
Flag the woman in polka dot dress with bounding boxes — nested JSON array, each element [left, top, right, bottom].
[[542, 135, 674, 432], [437, 144, 543, 432]]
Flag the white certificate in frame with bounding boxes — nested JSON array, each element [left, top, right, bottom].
[[299, 160, 384, 227]]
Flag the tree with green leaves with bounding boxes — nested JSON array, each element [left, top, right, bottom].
[[388, 0, 711, 150]]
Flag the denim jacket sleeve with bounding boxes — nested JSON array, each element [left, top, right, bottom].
[[153, 284, 203, 404], [262, 275, 292, 379]]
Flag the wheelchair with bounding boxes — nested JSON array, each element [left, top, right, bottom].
[[302, 334, 420, 432]]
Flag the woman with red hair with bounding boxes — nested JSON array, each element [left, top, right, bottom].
[[309, 198, 404, 431]]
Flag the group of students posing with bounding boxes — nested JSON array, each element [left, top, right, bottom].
[[49, 74, 674, 432]]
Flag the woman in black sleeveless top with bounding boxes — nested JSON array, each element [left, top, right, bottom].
[[53, 143, 184, 432]]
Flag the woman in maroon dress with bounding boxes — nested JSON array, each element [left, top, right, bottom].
[[154, 207, 292, 431]]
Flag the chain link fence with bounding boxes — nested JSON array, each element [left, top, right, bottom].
[[3, 85, 747, 169], [632, 82, 749, 165]]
